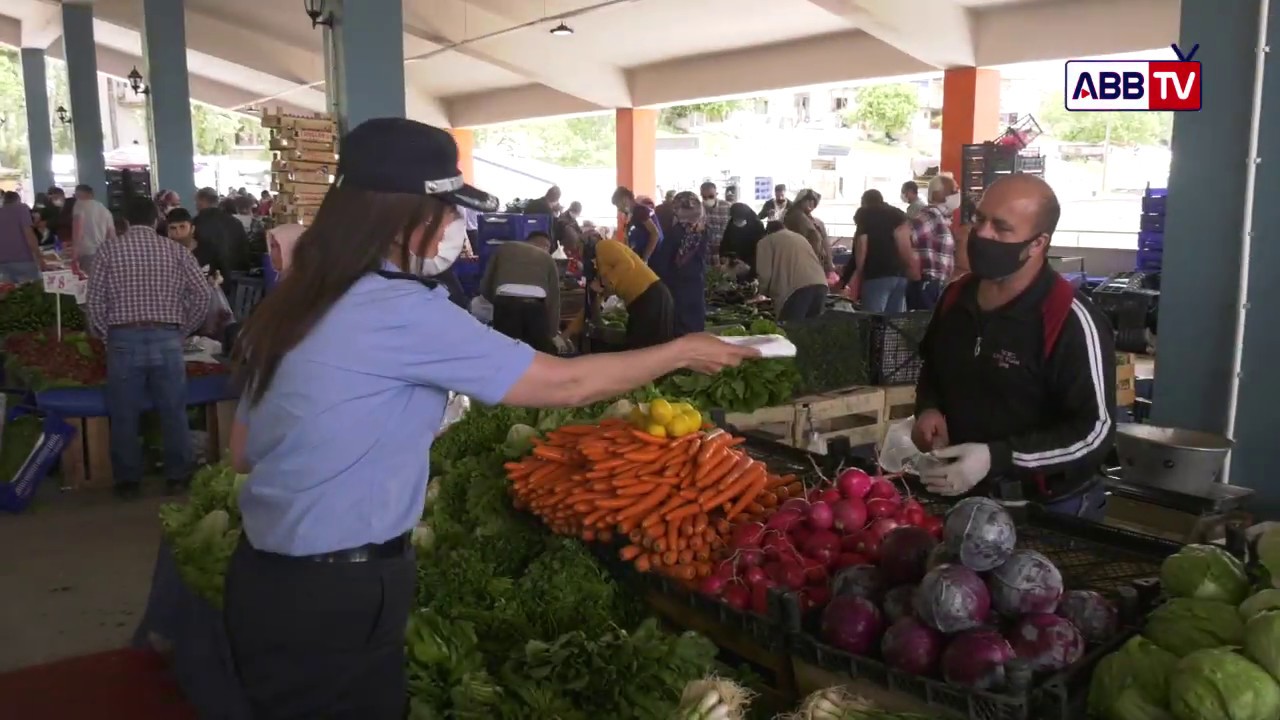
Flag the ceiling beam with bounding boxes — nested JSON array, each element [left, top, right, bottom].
[[18, 2, 61, 49], [805, 0, 975, 68]]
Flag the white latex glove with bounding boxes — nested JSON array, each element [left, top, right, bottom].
[[921, 443, 992, 496]]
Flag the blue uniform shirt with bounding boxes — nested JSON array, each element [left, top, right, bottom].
[[236, 265, 536, 555]]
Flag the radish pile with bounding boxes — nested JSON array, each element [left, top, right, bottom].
[[696, 467, 943, 616]]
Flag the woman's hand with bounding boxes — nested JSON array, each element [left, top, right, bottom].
[[676, 334, 761, 374]]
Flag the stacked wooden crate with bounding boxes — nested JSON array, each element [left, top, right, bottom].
[[263, 107, 337, 226]]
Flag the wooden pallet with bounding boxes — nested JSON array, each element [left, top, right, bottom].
[[724, 403, 797, 444], [260, 107, 337, 131], [793, 386, 886, 450]]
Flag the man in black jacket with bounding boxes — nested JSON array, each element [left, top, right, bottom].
[[912, 174, 1116, 520], [192, 187, 249, 280]]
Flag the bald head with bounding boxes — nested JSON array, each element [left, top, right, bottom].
[[981, 173, 1060, 239]]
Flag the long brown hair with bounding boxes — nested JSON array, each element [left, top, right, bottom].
[[233, 186, 449, 404]]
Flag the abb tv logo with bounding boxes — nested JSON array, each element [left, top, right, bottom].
[[1065, 43, 1201, 112]]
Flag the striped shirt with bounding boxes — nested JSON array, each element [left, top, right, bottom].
[[87, 225, 212, 338]]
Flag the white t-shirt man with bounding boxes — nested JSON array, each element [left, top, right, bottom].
[[73, 198, 116, 266]]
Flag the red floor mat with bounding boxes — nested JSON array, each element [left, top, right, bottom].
[[0, 648, 196, 719]]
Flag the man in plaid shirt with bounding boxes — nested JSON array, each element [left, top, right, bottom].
[[699, 181, 732, 256], [88, 196, 212, 500], [907, 174, 961, 310]]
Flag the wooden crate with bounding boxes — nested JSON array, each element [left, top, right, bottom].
[[260, 107, 337, 132], [792, 657, 961, 718], [793, 386, 886, 449], [878, 384, 916, 443], [204, 399, 238, 464], [1116, 353, 1136, 407], [724, 403, 797, 444]]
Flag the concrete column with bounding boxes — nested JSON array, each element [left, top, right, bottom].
[[328, 0, 405, 136], [615, 108, 657, 199], [20, 48, 55, 195], [61, 2, 106, 198], [1152, 0, 1280, 511], [141, 0, 196, 206], [939, 67, 1001, 177], [448, 128, 475, 184]]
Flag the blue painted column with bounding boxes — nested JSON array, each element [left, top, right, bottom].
[[328, 0, 405, 135], [20, 48, 55, 195], [1154, 0, 1280, 513], [61, 2, 106, 198], [141, 0, 196, 206]]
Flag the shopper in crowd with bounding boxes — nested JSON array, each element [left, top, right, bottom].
[[907, 174, 960, 310], [612, 185, 662, 263], [651, 192, 708, 337], [87, 196, 211, 501], [902, 180, 926, 220], [166, 208, 197, 252], [523, 184, 561, 217], [840, 189, 919, 313], [111, 212, 128, 239], [555, 201, 584, 257], [31, 206, 57, 248], [460, 204, 479, 256], [783, 189, 833, 274], [71, 184, 116, 276], [720, 203, 766, 277], [480, 231, 561, 353], [0, 191, 43, 282], [193, 186, 247, 280], [258, 190, 274, 217], [757, 183, 790, 221], [911, 173, 1115, 520], [698, 181, 732, 257], [266, 224, 304, 278], [234, 195, 267, 267], [222, 118, 754, 719], [588, 237, 677, 348], [46, 185, 66, 209], [756, 225, 829, 322]]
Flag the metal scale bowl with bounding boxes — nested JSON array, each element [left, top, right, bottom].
[[1103, 423, 1253, 542]]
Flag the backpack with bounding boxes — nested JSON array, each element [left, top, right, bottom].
[[938, 272, 1077, 361]]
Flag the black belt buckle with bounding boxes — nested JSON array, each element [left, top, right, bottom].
[[305, 532, 410, 564]]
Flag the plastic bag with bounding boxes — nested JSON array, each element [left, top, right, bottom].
[[201, 283, 233, 339], [470, 296, 494, 324], [440, 393, 470, 431], [877, 417, 947, 475]]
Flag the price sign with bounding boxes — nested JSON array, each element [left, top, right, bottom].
[[42, 269, 87, 301]]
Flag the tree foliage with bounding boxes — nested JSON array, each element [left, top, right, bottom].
[[659, 101, 747, 131], [848, 84, 919, 138], [475, 115, 616, 168], [1038, 92, 1173, 146]]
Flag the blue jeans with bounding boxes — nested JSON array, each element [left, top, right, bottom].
[[906, 279, 945, 311], [861, 276, 907, 313], [0, 261, 40, 283], [1043, 482, 1108, 521], [106, 326, 192, 486]]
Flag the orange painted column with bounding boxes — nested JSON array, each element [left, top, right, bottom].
[[448, 128, 475, 184], [615, 108, 657, 200], [940, 67, 1002, 178]]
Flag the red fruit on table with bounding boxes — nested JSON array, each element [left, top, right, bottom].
[[867, 497, 901, 520]]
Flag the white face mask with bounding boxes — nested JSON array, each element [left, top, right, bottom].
[[414, 217, 468, 277], [732, 219, 748, 228], [942, 193, 962, 213], [702, 198, 716, 208]]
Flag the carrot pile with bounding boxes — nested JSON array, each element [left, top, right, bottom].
[[504, 418, 805, 583]]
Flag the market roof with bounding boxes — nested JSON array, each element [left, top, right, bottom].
[[0, 0, 1178, 127]]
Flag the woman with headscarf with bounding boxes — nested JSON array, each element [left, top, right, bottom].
[[784, 189, 834, 276], [649, 191, 708, 336], [756, 224, 829, 322], [719, 203, 766, 277]]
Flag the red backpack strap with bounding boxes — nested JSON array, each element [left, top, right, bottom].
[[1041, 274, 1077, 360], [937, 273, 976, 315]]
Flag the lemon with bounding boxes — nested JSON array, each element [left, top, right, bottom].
[[649, 399, 675, 424], [646, 423, 668, 438], [629, 407, 649, 427], [666, 416, 692, 437], [683, 409, 704, 428], [672, 402, 695, 415]]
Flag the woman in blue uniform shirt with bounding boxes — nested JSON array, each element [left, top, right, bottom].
[[223, 118, 758, 720]]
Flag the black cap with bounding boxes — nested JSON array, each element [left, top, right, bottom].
[[335, 117, 499, 212]]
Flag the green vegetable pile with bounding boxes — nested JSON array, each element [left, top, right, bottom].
[[0, 282, 86, 335], [782, 312, 870, 395], [657, 319, 798, 413], [158, 462, 246, 606]]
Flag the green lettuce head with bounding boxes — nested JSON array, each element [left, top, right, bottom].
[[1169, 648, 1280, 720], [1240, 589, 1280, 622], [1160, 544, 1249, 604], [1143, 598, 1244, 657], [1244, 610, 1280, 682]]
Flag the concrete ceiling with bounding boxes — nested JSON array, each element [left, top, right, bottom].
[[0, 0, 1180, 128]]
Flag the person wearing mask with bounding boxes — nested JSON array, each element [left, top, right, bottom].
[[699, 182, 732, 257], [783, 189, 834, 275], [555, 201, 584, 257], [234, 195, 267, 268], [193, 187, 248, 280], [840, 189, 919, 313], [166, 208, 197, 251], [912, 174, 1115, 520], [725, 186, 738, 204], [654, 191, 677, 236], [720, 203, 767, 278], [87, 196, 212, 500], [756, 225, 829, 322], [480, 232, 561, 353], [32, 206, 56, 248], [587, 238, 677, 349], [901, 181, 926, 220], [71, 184, 116, 275], [523, 185, 561, 217], [611, 186, 662, 263], [757, 184, 790, 222], [907, 174, 961, 310], [222, 118, 756, 719], [0, 192, 43, 282], [650, 192, 708, 337]]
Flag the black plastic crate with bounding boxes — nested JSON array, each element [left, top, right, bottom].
[[1139, 213, 1166, 232], [867, 311, 931, 385]]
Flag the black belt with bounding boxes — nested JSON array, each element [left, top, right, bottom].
[[253, 532, 411, 564]]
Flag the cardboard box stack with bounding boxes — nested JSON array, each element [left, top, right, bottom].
[[263, 107, 337, 226]]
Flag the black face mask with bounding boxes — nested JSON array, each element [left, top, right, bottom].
[[967, 233, 1040, 280]]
